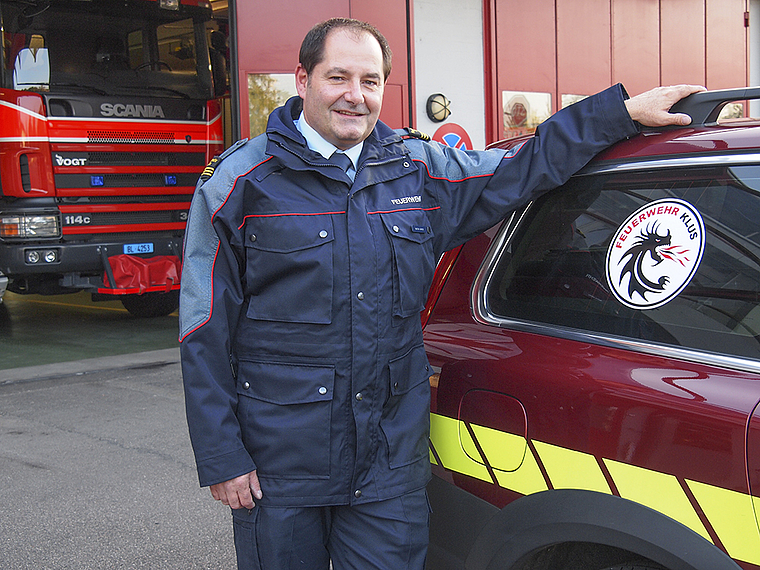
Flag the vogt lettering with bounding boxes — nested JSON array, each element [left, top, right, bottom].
[[100, 103, 166, 118], [55, 154, 87, 166], [390, 195, 422, 206]]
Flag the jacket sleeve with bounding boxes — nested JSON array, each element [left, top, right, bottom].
[[179, 140, 260, 487], [417, 83, 638, 254]]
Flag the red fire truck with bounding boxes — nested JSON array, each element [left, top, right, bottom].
[[0, 0, 224, 316]]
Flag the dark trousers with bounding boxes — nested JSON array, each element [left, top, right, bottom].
[[231, 488, 429, 570]]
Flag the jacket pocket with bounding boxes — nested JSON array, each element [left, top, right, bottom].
[[244, 215, 334, 324], [379, 344, 431, 469], [237, 359, 335, 479], [380, 210, 435, 318]]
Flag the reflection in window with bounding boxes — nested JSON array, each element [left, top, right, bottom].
[[502, 91, 551, 138], [718, 102, 744, 121], [13, 34, 49, 90], [156, 19, 197, 72], [248, 73, 297, 138], [485, 166, 760, 362], [561, 94, 588, 108], [0, 1, 213, 99]]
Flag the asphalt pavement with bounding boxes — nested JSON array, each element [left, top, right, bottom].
[[0, 348, 237, 569]]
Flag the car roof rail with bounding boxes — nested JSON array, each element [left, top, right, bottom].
[[669, 86, 760, 126]]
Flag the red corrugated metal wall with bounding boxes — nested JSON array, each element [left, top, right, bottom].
[[488, 0, 749, 141], [232, 0, 749, 143], [233, 0, 412, 139]]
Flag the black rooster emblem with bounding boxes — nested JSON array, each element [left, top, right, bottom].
[[618, 224, 673, 301]]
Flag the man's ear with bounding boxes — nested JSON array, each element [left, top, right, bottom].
[[295, 64, 308, 98]]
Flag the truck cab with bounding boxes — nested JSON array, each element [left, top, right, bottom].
[[0, 0, 224, 316]]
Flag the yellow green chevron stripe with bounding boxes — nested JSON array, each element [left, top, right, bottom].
[[468, 423, 526, 472], [687, 479, 760, 565], [429, 412, 760, 566], [603, 458, 711, 541], [533, 440, 611, 494], [429, 413, 491, 482]]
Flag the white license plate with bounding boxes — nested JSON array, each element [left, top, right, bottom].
[[124, 242, 154, 255]]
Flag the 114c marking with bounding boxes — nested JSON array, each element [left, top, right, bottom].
[[64, 215, 91, 225]]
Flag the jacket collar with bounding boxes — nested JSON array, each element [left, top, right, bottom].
[[265, 96, 409, 170]]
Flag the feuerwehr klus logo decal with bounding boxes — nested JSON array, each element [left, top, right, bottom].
[[606, 198, 705, 310]]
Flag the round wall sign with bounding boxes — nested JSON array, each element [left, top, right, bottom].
[[432, 123, 473, 151]]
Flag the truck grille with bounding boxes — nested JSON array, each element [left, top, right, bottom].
[[54, 172, 200, 189], [52, 145, 205, 240], [60, 195, 192, 204], [85, 152, 204, 167], [88, 130, 175, 144], [61, 230, 182, 243]]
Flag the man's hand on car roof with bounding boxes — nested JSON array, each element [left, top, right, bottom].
[[625, 84, 707, 127]]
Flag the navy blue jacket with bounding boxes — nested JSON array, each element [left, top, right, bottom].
[[179, 87, 637, 507]]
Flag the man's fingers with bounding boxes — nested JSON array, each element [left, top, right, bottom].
[[234, 487, 255, 510], [249, 471, 263, 500], [208, 471, 260, 510], [625, 84, 706, 127], [669, 84, 707, 100], [664, 85, 707, 124], [671, 113, 693, 126]]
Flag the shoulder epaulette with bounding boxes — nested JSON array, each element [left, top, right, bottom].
[[200, 156, 221, 181], [399, 127, 431, 142], [200, 138, 249, 181]]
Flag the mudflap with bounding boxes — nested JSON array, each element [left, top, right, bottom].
[[101, 254, 181, 295]]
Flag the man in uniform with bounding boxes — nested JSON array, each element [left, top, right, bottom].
[[179, 16, 702, 570]]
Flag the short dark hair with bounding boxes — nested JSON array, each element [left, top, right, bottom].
[[299, 18, 392, 81]]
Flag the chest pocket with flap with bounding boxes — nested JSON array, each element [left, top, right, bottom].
[[244, 214, 334, 324], [380, 210, 436, 318]]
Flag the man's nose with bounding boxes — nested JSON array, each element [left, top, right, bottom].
[[343, 79, 364, 104]]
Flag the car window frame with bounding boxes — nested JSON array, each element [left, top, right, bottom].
[[472, 152, 760, 377]]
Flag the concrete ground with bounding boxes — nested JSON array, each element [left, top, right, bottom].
[[0, 349, 237, 569], [0, 291, 180, 371]]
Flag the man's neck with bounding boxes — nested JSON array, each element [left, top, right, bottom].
[[295, 111, 363, 169]]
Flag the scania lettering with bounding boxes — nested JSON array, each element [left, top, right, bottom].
[[0, 0, 225, 316], [100, 103, 166, 119]]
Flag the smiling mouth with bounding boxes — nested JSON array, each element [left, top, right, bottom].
[[334, 109, 366, 118]]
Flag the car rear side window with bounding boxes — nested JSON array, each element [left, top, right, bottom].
[[485, 165, 760, 362]]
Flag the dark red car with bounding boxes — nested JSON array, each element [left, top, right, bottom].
[[424, 88, 760, 570]]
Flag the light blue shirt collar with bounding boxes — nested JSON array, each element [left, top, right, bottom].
[[294, 111, 363, 171]]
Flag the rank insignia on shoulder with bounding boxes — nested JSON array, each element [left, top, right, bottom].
[[200, 156, 221, 181], [200, 138, 249, 181], [401, 127, 431, 142]]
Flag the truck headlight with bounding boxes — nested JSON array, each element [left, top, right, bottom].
[[0, 214, 60, 238]]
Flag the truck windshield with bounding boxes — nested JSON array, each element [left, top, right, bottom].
[[0, 0, 214, 99]]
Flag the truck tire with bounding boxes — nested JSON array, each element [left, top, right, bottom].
[[120, 291, 179, 318]]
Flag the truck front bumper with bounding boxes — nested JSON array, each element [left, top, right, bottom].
[[0, 236, 184, 295]]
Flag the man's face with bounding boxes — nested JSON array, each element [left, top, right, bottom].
[[296, 28, 385, 150]]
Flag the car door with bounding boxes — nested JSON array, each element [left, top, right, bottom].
[[425, 162, 760, 568]]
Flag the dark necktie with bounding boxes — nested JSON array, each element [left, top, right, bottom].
[[330, 152, 354, 179]]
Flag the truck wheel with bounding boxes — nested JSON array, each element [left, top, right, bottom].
[[120, 291, 179, 318]]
